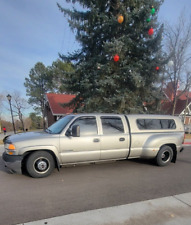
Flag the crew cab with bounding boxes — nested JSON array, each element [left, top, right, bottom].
[[2, 114, 184, 178]]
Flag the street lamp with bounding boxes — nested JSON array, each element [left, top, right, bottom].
[[7, 94, 16, 134]]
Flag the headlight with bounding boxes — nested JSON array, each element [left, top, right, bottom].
[[6, 144, 16, 155], [8, 144, 15, 150]]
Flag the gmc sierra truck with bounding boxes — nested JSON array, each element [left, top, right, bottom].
[[2, 114, 184, 178]]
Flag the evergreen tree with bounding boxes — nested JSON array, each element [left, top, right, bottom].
[[24, 62, 51, 128], [58, 0, 165, 113], [29, 112, 43, 129], [47, 59, 74, 93]]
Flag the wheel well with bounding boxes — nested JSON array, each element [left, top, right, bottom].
[[160, 144, 177, 163], [21, 150, 60, 173]]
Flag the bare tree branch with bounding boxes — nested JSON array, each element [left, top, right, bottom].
[[163, 11, 191, 115]]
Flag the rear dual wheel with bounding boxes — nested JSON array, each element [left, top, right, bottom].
[[156, 145, 173, 166], [26, 151, 55, 178]]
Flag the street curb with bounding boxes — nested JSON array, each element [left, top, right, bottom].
[[17, 193, 191, 225]]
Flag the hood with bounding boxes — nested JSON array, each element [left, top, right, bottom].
[[5, 131, 51, 143]]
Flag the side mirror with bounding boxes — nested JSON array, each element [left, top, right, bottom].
[[72, 125, 80, 137]]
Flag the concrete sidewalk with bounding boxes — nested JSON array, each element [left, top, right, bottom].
[[17, 193, 191, 225]]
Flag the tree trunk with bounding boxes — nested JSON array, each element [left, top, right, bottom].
[[172, 95, 177, 115], [183, 89, 189, 124], [19, 113, 25, 131]]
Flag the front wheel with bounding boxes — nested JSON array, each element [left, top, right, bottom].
[[156, 145, 173, 166], [26, 151, 55, 178]]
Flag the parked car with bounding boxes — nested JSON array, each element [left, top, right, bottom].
[[184, 125, 191, 134], [3, 114, 184, 178]]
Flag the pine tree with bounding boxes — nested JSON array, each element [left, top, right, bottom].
[[24, 62, 51, 128], [47, 59, 74, 93], [58, 0, 165, 113]]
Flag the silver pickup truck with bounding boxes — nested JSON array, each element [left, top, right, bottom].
[[2, 114, 184, 178]]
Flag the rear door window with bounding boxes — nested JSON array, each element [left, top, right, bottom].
[[101, 117, 124, 134]]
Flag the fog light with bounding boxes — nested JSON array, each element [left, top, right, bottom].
[[8, 151, 14, 155]]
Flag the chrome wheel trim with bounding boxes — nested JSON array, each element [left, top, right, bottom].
[[161, 150, 170, 163], [33, 157, 50, 174]]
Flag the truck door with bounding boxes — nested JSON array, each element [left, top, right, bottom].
[[100, 116, 130, 160], [59, 116, 100, 163]]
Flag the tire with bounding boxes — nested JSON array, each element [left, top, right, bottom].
[[26, 151, 55, 178], [156, 145, 173, 167]]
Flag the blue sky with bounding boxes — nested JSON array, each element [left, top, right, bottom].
[[0, 0, 77, 97], [0, 0, 191, 112]]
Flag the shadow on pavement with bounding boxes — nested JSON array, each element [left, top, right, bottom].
[[130, 158, 156, 166]]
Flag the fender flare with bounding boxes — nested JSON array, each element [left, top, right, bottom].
[[20, 146, 61, 171]]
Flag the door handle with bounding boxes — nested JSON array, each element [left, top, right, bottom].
[[119, 138, 125, 141], [93, 138, 100, 143]]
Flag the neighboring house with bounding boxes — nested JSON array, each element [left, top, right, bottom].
[[45, 93, 75, 127], [162, 85, 191, 124], [143, 82, 191, 124], [45, 87, 191, 127]]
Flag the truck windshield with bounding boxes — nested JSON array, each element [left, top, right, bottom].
[[46, 115, 75, 134]]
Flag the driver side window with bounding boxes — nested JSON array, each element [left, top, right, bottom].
[[72, 117, 98, 136]]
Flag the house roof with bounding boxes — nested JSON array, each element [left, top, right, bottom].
[[46, 93, 76, 115], [162, 83, 191, 115], [162, 97, 191, 115], [177, 90, 191, 100]]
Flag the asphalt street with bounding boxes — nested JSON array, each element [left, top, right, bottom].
[[0, 144, 191, 225]]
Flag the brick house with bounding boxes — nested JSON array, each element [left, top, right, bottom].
[[45, 88, 191, 127], [162, 83, 191, 124], [44, 93, 75, 127]]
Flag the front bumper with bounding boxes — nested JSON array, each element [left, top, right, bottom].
[[2, 152, 23, 174]]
